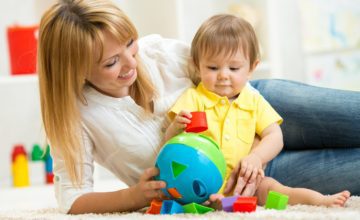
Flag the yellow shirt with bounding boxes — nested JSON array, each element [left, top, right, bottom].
[[169, 82, 283, 192]]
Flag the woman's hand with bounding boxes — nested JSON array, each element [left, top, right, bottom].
[[165, 110, 192, 140], [132, 167, 167, 207]]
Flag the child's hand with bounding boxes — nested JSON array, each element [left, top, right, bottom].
[[132, 167, 167, 206], [202, 193, 224, 210], [165, 110, 192, 140], [224, 153, 264, 195], [239, 153, 264, 184]]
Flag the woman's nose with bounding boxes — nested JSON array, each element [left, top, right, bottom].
[[121, 51, 137, 70]]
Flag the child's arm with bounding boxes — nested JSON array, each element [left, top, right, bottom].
[[165, 110, 192, 141], [224, 123, 283, 195], [240, 123, 283, 182]]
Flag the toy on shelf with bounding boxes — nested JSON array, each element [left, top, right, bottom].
[[11, 144, 30, 187], [265, 191, 289, 210], [30, 144, 45, 185], [44, 145, 54, 184], [156, 132, 226, 205], [7, 25, 38, 75]]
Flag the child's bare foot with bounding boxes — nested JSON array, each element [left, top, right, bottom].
[[322, 190, 350, 207]]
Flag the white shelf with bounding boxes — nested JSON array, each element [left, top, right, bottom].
[[0, 74, 38, 84]]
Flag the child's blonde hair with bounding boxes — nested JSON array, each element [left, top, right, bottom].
[[38, 0, 155, 186], [191, 14, 260, 73]]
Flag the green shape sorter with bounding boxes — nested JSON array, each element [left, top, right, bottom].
[[265, 191, 289, 210], [183, 203, 214, 214]]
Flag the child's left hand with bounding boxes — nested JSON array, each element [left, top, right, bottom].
[[239, 153, 264, 184], [224, 153, 264, 195]]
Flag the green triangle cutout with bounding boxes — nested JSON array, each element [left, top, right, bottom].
[[172, 161, 187, 178]]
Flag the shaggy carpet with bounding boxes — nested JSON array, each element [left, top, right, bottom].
[[1, 196, 359, 220]]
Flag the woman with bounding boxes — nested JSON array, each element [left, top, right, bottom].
[[38, 0, 360, 214]]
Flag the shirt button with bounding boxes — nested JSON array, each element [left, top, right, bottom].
[[220, 99, 226, 105], [224, 134, 230, 141]]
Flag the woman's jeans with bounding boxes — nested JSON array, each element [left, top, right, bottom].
[[251, 79, 360, 195]]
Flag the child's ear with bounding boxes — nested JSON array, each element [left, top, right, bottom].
[[188, 58, 201, 85], [247, 59, 260, 79], [250, 59, 260, 72]]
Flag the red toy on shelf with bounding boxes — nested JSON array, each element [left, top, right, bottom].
[[7, 25, 38, 75]]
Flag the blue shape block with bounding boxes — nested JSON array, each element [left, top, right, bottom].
[[160, 200, 184, 214]]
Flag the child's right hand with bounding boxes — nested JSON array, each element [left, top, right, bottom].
[[132, 167, 167, 206], [165, 110, 192, 140]]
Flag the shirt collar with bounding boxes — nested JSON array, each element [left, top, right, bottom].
[[196, 82, 256, 110]]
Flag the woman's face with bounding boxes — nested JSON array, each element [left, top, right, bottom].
[[87, 30, 139, 98]]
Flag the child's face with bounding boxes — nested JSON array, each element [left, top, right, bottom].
[[198, 49, 255, 99]]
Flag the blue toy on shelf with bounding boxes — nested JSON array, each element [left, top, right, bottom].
[[155, 132, 226, 204]]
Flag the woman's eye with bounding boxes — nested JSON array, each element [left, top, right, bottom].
[[105, 57, 119, 68], [126, 39, 134, 47]]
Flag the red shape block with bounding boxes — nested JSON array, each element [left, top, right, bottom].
[[185, 111, 208, 133], [233, 197, 257, 212], [146, 199, 162, 214], [7, 25, 38, 75]]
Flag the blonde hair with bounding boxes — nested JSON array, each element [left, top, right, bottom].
[[191, 14, 260, 73], [38, 0, 155, 186]]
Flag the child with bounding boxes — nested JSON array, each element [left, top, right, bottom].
[[165, 14, 350, 207]]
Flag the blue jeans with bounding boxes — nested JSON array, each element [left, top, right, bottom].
[[251, 79, 360, 195]]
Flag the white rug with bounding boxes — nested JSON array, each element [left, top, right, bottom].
[[1, 196, 359, 220]]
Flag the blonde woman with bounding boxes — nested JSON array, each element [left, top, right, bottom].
[[38, 0, 360, 214]]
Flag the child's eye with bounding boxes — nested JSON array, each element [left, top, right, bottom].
[[207, 66, 218, 70], [230, 67, 240, 71]]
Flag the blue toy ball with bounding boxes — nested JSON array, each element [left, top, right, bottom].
[[155, 132, 226, 204]]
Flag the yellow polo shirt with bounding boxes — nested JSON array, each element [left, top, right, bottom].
[[169, 82, 283, 192]]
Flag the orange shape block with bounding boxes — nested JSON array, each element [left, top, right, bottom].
[[168, 188, 182, 199], [146, 199, 163, 214]]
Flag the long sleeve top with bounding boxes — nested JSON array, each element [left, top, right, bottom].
[[52, 35, 194, 213]]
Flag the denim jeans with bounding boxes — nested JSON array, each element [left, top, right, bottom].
[[250, 79, 360, 195]]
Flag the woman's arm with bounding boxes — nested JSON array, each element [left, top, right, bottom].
[[69, 167, 166, 214]]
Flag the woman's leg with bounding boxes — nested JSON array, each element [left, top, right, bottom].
[[250, 79, 360, 149], [265, 148, 360, 195]]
